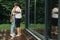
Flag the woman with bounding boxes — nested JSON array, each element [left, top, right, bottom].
[[10, 4, 16, 37]]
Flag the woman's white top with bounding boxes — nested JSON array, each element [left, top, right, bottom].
[[52, 7, 58, 18], [15, 7, 22, 18]]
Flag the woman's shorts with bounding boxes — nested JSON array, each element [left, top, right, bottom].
[[15, 18, 21, 27], [51, 18, 58, 26]]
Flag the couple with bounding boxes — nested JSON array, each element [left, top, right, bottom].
[[10, 3, 22, 38]]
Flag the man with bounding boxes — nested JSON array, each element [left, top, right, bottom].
[[51, 4, 58, 35]]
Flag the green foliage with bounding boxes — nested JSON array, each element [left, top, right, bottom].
[[0, 0, 25, 24], [0, 24, 45, 30], [30, 0, 45, 24], [0, 0, 58, 24], [0, 0, 45, 24]]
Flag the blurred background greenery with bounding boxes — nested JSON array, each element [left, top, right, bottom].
[[0, 0, 58, 30], [0, 0, 45, 24]]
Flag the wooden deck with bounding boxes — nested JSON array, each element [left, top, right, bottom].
[[0, 30, 36, 40]]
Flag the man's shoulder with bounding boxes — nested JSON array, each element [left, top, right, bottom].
[[16, 6, 20, 8], [53, 7, 58, 9], [52, 8, 58, 11]]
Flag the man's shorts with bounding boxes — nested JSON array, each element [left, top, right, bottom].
[[51, 18, 58, 26], [15, 18, 21, 27]]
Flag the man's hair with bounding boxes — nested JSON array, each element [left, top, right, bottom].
[[54, 4, 58, 7], [14, 3, 19, 6]]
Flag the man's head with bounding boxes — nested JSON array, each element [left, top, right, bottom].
[[14, 3, 19, 6], [54, 4, 58, 7]]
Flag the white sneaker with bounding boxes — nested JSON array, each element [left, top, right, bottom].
[[15, 34, 21, 37], [10, 34, 15, 37], [10, 37, 14, 40]]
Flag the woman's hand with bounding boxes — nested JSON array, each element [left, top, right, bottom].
[[10, 16, 12, 22]]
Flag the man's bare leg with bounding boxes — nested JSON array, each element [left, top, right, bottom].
[[16, 27, 21, 36]]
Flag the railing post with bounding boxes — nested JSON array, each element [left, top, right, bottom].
[[45, 0, 53, 39], [58, 0, 60, 40], [25, 0, 30, 29], [45, 0, 49, 40]]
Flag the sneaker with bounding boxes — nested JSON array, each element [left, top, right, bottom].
[[10, 34, 15, 40], [55, 32, 58, 35], [10, 37, 14, 40], [15, 34, 21, 37], [10, 33, 15, 37]]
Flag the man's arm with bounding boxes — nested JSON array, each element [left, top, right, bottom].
[[54, 12, 58, 14]]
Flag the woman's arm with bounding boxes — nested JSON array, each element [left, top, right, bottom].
[[14, 11, 21, 13]]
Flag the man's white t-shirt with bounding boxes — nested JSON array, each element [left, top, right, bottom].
[[15, 7, 22, 18], [52, 7, 58, 18]]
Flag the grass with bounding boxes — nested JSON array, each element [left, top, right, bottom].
[[0, 23, 45, 30], [0, 24, 11, 30], [0, 23, 25, 30], [29, 24, 45, 29]]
